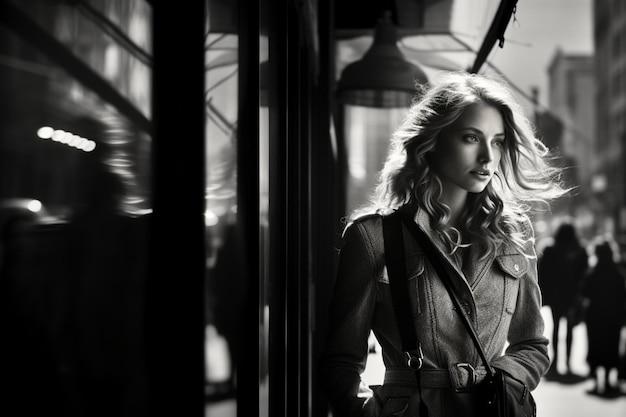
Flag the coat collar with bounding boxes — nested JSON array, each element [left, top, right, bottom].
[[406, 206, 497, 288]]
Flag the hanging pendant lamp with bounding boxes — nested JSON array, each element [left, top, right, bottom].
[[336, 11, 428, 108]]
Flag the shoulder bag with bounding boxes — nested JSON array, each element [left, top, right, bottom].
[[382, 210, 537, 417]]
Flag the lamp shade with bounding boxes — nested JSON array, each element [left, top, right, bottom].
[[336, 12, 428, 108]]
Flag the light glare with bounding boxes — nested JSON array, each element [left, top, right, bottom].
[[37, 126, 54, 139], [26, 199, 42, 213], [37, 126, 97, 152]]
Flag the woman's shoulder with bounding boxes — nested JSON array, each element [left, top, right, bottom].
[[343, 211, 383, 236], [338, 212, 387, 266], [496, 214, 535, 256], [344, 206, 402, 230], [515, 214, 535, 238]]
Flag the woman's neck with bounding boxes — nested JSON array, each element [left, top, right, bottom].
[[441, 189, 468, 229]]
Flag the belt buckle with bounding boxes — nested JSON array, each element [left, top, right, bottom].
[[455, 363, 477, 392]]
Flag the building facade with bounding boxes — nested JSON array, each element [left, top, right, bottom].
[[593, 0, 626, 238]]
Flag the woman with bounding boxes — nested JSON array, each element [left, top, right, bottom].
[[581, 238, 626, 397], [319, 71, 567, 416]]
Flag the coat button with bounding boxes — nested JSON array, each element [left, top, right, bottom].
[[514, 264, 520, 272]]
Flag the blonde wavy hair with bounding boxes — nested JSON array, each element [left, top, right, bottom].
[[349, 71, 569, 257]]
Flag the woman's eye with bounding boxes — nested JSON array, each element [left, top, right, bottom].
[[493, 139, 505, 148], [464, 135, 479, 143]]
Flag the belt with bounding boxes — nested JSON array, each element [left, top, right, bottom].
[[383, 364, 487, 392]]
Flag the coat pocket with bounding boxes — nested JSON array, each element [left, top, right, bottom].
[[374, 385, 414, 417], [494, 253, 526, 315], [495, 253, 527, 279], [380, 397, 409, 416]]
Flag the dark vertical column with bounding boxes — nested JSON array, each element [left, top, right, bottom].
[[312, 0, 343, 415], [300, 45, 312, 417], [270, 3, 315, 416], [148, 3, 206, 417], [237, 0, 261, 416], [267, 1, 288, 415]]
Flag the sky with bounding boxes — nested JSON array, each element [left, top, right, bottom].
[[475, 0, 594, 108]]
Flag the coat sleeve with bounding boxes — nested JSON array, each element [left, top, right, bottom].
[[492, 218, 551, 390], [318, 219, 381, 417]]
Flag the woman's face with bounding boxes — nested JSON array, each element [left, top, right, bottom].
[[432, 101, 504, 198]]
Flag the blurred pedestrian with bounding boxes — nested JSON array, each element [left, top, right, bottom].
[[580, 238, 626, 397], [538, 222, 589, 375]]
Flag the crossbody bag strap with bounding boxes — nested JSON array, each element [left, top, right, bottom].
[[398, 212, 497, 378], [382, 212, 423, 367], [382, 212, 429, 416]]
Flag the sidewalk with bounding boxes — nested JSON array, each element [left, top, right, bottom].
[[531, 315, 626, 416], [533, 374, 626, 417]]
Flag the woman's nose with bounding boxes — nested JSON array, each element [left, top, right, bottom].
[[478, 142, 493, 163]]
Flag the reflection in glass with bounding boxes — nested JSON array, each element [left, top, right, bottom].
[[343, 105, 407, 214], [259, 30, 270, 417], [0, 2, 152, 415], [203, 3, 239, 412]]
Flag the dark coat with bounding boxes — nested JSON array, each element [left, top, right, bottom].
[[538, 242, 588, 315], [582, 251, 626, 369]]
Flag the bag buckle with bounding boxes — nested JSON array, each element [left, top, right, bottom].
[[404, 343, 424, 370], [455, 363, 477, 392]]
